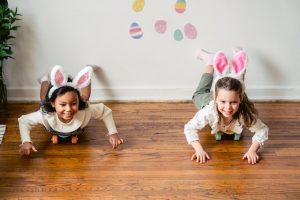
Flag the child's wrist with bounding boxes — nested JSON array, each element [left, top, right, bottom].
[[191, 140, 200, 144], [248, 141, 260, 152], [107, 132, 118, 136], [191, 141, 204, 151], [21, 141, 32, 145]]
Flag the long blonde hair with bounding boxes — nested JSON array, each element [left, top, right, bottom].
[[215, 77, 258, 127]]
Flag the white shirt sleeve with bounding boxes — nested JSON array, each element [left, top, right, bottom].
[[89, 103, 118, 135], [248, 118, 269, 145], [184, 106, 210, 144], [18, 110, 44, 144]]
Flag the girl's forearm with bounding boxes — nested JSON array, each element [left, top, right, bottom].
[[191, 140, 204, 152], [248, 141, 260, 152]]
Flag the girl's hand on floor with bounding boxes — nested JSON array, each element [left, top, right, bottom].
[[109, 133, 124, 149], [243, 151, 259, 164], [19, 142, 38, 156], [191, 150, 210, 163]]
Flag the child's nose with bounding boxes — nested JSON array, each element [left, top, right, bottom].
[[225, 103, 231, 109], [65, 104, 71, 111]]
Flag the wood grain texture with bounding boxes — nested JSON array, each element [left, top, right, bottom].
[[0, 102, 299, 199]]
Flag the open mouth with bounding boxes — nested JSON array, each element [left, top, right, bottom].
[[223, 111, 233, 115], [64, 113, 73, 118]]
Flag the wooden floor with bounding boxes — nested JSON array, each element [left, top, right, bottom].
[[0, 102, 299, 199]]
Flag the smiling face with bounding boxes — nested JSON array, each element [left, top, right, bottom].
[[51, 91, 79, 123], [215, 88, 241, 120]]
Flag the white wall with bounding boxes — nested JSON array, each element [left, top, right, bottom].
[[5, 0, 300, 101]]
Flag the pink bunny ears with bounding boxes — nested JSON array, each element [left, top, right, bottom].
[[48, 65, 93, 98], [211, 50, 247, 92], [214, 50, 247, 80]]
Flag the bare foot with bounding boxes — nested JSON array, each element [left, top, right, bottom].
[[86, 64, 101, 71], [204, 65, 214, 74]]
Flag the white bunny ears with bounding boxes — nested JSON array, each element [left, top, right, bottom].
[[211, 50, 247, 92], [48, 65, 93, 98]]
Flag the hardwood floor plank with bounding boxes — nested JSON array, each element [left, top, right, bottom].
[[0, 102, 299, 199]]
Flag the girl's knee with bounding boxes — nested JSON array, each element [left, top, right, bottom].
[[192, 96, 204, 110]]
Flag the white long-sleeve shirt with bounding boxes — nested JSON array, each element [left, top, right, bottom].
[[184, 101, 269, 144], [18, 103, 118, 143]]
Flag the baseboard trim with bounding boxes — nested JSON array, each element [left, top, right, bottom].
[[7, 86, 300, 101]]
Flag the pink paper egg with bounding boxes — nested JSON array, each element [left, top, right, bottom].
[[184, 23, 197, 39], [154, 20, 167, 34]]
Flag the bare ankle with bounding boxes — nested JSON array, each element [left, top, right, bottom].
[[204, 65, 214, 74]]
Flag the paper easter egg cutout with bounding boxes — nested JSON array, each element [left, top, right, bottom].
[[155, 20, 167, 34], [175, 0, 186, 14], [184, 23, 197, 39], [132, 0, 145, 12], [174, 29, 183, 41], [129, 22, 143, 39]]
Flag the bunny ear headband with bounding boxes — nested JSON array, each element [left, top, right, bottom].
[[211, 50, 247, 92], [48, 65, 93, 98]]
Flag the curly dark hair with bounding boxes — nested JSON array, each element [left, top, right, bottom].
[[41, 84, 88, 113], [215, 77, 258, 127]]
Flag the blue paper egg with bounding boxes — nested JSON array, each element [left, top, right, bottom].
[[129, 22, 143, 39]]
